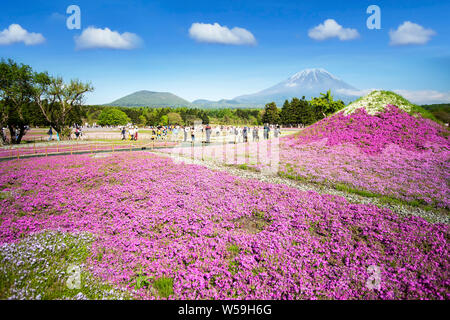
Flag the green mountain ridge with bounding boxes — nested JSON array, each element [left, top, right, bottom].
[[106, 90, 191, 107]]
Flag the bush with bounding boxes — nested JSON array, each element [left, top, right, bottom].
[[97, 108, 130, 126]]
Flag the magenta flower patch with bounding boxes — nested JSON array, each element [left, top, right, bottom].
[[0, 152, 448, 299]]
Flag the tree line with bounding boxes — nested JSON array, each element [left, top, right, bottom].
[[90, 106, 264, 127], [92, 92, 346, 128], [262, 90, 346, 125]]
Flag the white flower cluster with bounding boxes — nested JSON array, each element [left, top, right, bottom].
[[0, 230, 130, 300], [343, 90, 415, 115]]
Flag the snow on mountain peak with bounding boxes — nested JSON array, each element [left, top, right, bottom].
[[286, 68, 340, 86]]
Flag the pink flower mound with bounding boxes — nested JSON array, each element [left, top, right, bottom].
[[280, 106, 450, 208], [0, 153, 449, 299], [284, 105, 449, 154]]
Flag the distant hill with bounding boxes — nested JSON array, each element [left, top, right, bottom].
[[191, 99, 254, 109], [106, 90, 191, 107], [421, 103, 450, 124]]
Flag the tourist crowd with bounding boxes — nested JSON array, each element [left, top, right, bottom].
[[128, 124, 282, 143]]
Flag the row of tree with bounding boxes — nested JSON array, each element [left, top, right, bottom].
[[91, 106, 211, 127], [94, 94, 344, 128], [0, 59, 92, 144], [262, 91, 346, 125], [92, 106, 265, 127]]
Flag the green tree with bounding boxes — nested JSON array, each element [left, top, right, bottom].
[[0, 59, 38, 144], [262, 102, 280, 124], [97, 108, 130, 126], [167, 112, 183, 125], [280, 99, 292, 125], [160, 115, 169, 126], [138, 115, 147, 126], [310, 90, 345, 120], [33, 75, 94, 139]]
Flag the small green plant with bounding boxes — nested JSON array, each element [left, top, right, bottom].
[[252, 209, 265, 219], [227, 244, 240, 254], [153, 276, 174, 298], [228, 260, 240, 275], [238, 164, 248, 170], [130, 269, 153, 290]]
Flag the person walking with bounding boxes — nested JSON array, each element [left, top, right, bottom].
[[1, 127, 6, 143], [205, 124, 212, 143], [215, 126, 221, 137], [134, 126, 139, 141], [243, 126, 248, 143], [184, 126, 189, 142], [252, 127, 259, 142], [47, 127, 53, 141], [121, 127, 126, 140], [190, 127, 195, 143], [172, 126, 179, 141], [263, 124, 270, 140]]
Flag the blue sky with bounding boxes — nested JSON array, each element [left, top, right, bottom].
[[0, 0, 449, 104]]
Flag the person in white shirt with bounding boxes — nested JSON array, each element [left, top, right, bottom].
[[237, 127, 243, 143], [215, 126, 221, 137], [129, 127, 135, 140], [184, 126, 189, 142]]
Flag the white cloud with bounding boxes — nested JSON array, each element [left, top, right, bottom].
[[189, 22, 256, 45], [389, 21, 435, 45], [75, 26, 142, 50], [393, 90, 450, 104], [0, 24, 45, 46], [308, 19, 359, 41]]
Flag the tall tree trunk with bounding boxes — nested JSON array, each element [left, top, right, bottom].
[[16, 126, 26, 144], [8, 125, 26, 144], [8, 126, 16, 144]]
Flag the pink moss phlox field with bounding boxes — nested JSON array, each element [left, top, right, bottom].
[[280, 106, 450, 208], [0, 152, 448, 299], [284, 105, 449, 154], [0, 142, 177, 158]]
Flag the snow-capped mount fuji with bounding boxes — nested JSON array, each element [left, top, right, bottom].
[[233, 68, 359, 105]]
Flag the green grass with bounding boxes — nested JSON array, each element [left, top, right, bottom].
[[153, 276, 174, 298], [0, 231, 131, 300], [228, 260, 240, 275], [410, 104, 439, 122], [279, 170, 448, 217], [334, 183, 378, 198], [227, 244, 240, 255], [238, 163, 249, 170]]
